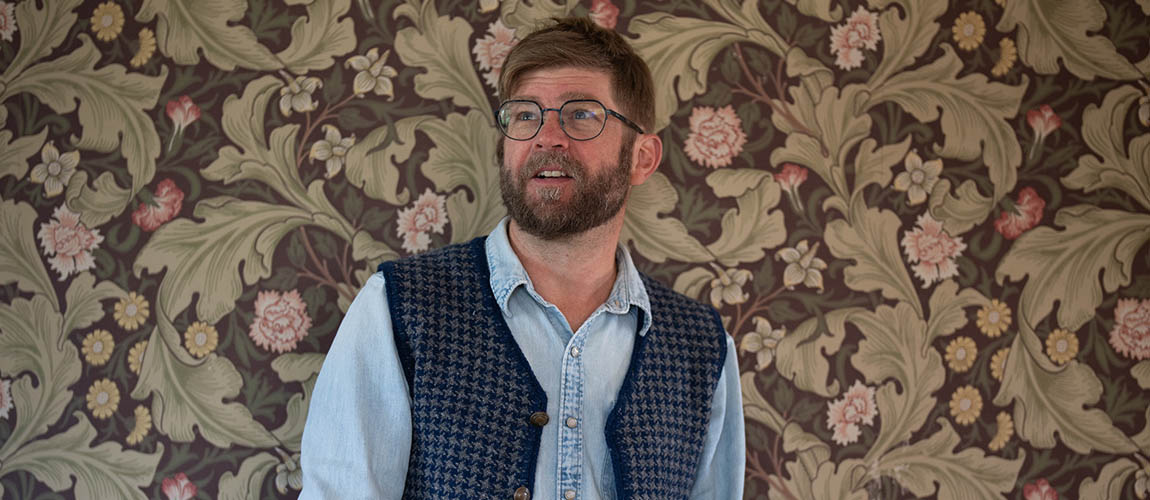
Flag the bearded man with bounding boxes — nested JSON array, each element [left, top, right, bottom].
[[300, 16, 744, 500]]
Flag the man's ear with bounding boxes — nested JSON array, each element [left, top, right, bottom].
[[629, 133, 662, 186]]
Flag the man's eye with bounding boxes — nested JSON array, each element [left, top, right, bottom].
[[571, 109, 596, 120], [516, 112, 539, 121]]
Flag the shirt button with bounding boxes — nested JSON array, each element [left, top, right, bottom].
[[564, 489, 576, 500], [565, 416, 578, 428], [529, 411, 549, 427], [514, 486, 530, 500], [570, 346, 581, 357]]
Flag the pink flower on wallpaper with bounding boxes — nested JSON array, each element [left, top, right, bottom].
[[473, 19, 518, 91], [0, 378, 12, 420], [994, 186, 1045, 240], [397, 188, 449, 254], [161, 472, 197, 500], [1110, 298, 1150, 360], [249, 290, 312, 353], [131, 179, 185, 232], [775, 163, 808, 212], [901, 212, 966, 288], [38, 204, 103, 280], [1023, 478, 1058, 500], [166, 95, 201, 152], [826, 380, 878, 446], [1027, 104, 1061, 160], [829, 6, 882, 70], [0, 2, 17, 42], [683, 105, 747, 169], [589, 0, 619, 30]]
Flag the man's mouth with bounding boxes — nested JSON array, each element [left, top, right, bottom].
[[535, 170, 570, 178]]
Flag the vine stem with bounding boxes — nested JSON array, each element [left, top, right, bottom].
[[747, 446, 799, 500], [730, 43, 829, 157], [730, 284, 786, 339], [297, 226, 356, 304], [294, 93, 359, 168]]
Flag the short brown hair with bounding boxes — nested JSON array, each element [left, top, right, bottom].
[[498, 17, 655, 132]]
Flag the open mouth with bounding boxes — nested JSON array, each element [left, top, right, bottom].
[[533, 169, 571, 179]]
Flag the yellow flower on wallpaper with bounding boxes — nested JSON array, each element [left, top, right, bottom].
[[1046, 329, 1078, 365], [991, 347, 1010, 381], [184, 321, 219, 358], [945, 336, 977, 373], [114, 292, 150, 331], [128, 340, 148, 374], [952, 12, 985, 52], [127, 404, 151, 445], [131, 27, 156, 68], [949, 385, 981, 425], [90, 2, 124, 41], [992, 37, 1017, 77], [86, 378, 119, 420], [989, 411, 1013, 451], [977, 299, 1011, 337], [81, 329, 114, 366]]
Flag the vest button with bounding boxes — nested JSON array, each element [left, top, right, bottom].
[[529, 411, 549, 427], [514, 486, 530, 500]]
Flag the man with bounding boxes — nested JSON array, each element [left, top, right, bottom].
[[300, 16, 744, 500]]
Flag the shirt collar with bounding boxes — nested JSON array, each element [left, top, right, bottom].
[[485, 217, 653, 336]]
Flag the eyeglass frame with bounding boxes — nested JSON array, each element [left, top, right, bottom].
[[494, 99, 647, 141]]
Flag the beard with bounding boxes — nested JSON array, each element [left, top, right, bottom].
[[498, 138, 633, 240]]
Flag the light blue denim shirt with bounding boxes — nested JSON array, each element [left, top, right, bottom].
[[300, 218, 745, 499]]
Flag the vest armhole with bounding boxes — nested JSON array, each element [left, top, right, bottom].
[[379, 260, 416, 397]]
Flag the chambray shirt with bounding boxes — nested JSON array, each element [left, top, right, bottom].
[[300, 218, 745, 499]]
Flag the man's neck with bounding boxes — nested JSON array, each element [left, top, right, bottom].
[[507, 214, 625, 333]]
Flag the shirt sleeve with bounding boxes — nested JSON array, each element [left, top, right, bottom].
[[299, 273, 411, 499], [689, 334, 746, 499]]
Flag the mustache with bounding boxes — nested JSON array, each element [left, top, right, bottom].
[[520, 151, 586, 180]]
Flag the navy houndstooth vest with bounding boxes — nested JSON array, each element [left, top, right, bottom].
[[380, 238, 727, 499]]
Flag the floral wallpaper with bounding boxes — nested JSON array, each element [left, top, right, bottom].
[[0, 0, 1148, 499]]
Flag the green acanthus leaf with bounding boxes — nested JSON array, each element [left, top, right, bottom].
[[824, 198, 922, 318], [996, 205, 1150, 332], [1064, 85, 1150, 212], [621, 172, 714, 264], [0, 413, 162, 500], [394, 0, 490, 112], [276, 0, 357, 74], [0, 128, 48, 183], [416, 110, 504, 243], [0, 198, 55, 304], [136, 0, 281, 71], [704, 169, 786, 266], [875, 418, 1025, 499], [998, 0, 1145, 81]]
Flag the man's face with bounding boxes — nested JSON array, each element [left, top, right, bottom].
[[498, 67, 636, 240]]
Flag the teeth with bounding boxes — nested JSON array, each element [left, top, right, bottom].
[[538, 171, 567, 178]]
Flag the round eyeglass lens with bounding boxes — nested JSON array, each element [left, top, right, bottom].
[[559, 101, 606, 140], [498, 101, 542, 140]]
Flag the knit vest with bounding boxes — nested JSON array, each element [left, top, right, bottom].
[[380, 238, 727, 499]]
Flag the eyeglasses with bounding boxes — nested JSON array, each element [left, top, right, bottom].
[[495, 99, 645, 141]]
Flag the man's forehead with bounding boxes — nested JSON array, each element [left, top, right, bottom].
[[508, 67, 614, 102]]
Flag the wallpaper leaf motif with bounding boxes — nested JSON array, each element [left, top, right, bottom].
[[620, 172, 714, 264], [0, 129, 47, 182], [134, 198, 314, 323], [0, 412, 162, 500], [59, 273, 125, 350], [499, 0, 576, 33], [1064, 85, 1150, 211], [394, 0, 490, 112], [217, 451, 280, 500], [630, 13, 765, 132], [998, 0, 1145, 81], [994, 319, 1138, 454], [704, 168, 786, 267], [343, 116, 425, 206], [3, 35, 167, 226], [0, 199, 54, 302], [868, 45, 1027, 234], [1078, 458, 1141, 499], [784, 0, 842, 23], [775, 307, 863, 398], [276, 0, 357, 74], [0, 0, 80, 99], [824, 200, 922, 316], [136, 0, 281, 71], [132, 315, 280, 448], [417, 110, 506, 243], [874, 418, 1024, 499], [996, 206, 1150, 331], [853, 301, 944, 460], [866, 0, 947, 87]]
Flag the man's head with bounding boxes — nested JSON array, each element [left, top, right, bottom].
[[496, 17, 661, 240]]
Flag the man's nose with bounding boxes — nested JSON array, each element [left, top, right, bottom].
[[533, 111, 569, 150]]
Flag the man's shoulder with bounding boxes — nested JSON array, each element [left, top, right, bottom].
[[637, 272, 722, 326]]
